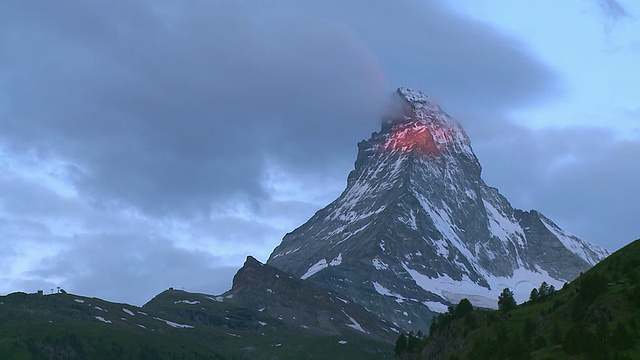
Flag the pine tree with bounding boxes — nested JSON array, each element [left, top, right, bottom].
[[407, 332, 420, 353], [454, 298, 473, 319], [394, 333, 407, 356], [539, 282, 549, 297], [498, 288, 517, 313]]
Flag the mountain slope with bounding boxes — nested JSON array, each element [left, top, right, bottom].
[[418, 238, 640, 360], [0, 260, 395, 360], [267, 87, 608, 332], [144, 256, 398, 344], [220, 256, 399, 343]]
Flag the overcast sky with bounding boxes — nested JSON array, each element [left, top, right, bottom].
[[1, 0, 638, 305]]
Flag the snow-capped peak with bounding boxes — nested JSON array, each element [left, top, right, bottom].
[[267, 87, 608, 333], [381, 87, 475, 159], [396, 87, 445, 115]]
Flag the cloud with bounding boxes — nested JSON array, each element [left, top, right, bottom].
[[0, 0, 557, 218], [594, 0, 629, 22], [0, 0, 388, 217], [291, 0, 560, 114]]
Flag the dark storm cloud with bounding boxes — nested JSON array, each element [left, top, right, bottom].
[[0, 0, 387, 216], [0, 0, 556, 217]]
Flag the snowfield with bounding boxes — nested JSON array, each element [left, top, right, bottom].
[[403, 262, 564, 309]]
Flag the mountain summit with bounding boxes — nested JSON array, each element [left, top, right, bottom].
[[267, 87, 608, 332]]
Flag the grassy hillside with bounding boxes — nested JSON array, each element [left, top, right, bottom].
[[408, 239, 640, 360], [0, 289, 392, 359]]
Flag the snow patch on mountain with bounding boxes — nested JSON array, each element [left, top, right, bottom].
[[95, 316, 111, 324], [330, 253, 343, 266], [483, 199, 526, 247], [301, 259, 327, 280], [403, 262, 564, 309], [122, 308, 135, 316], [343, 310, 367, 333], [301, 253, 343, 279], [401, 210, 418, 230], [153, 317, 194, 329], [373, 282, 407, 304], [434, 240, 449, 258], [414, 192, 478, 269], [424, 301, 449, 313], [372, 259, 389, 270], [174, 300, 200, 305]]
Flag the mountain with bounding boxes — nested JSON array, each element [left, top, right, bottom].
[[267, 87, 608, 333], [213, 256, 399, 343], [417, 238, 640, 360], [0, 260, 394, 359]]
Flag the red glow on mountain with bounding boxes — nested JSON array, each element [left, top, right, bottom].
[[382, 124, 440, 156]]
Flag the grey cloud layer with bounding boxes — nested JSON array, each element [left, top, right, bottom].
[[1, 1, 387, 216], [0, 0, 555, 217]]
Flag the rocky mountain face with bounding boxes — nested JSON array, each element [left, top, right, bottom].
[[267, 87, 609, 333], [220, 256, 399, 343]]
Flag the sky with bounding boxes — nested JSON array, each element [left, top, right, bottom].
[[0, 0, 638, 305]]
